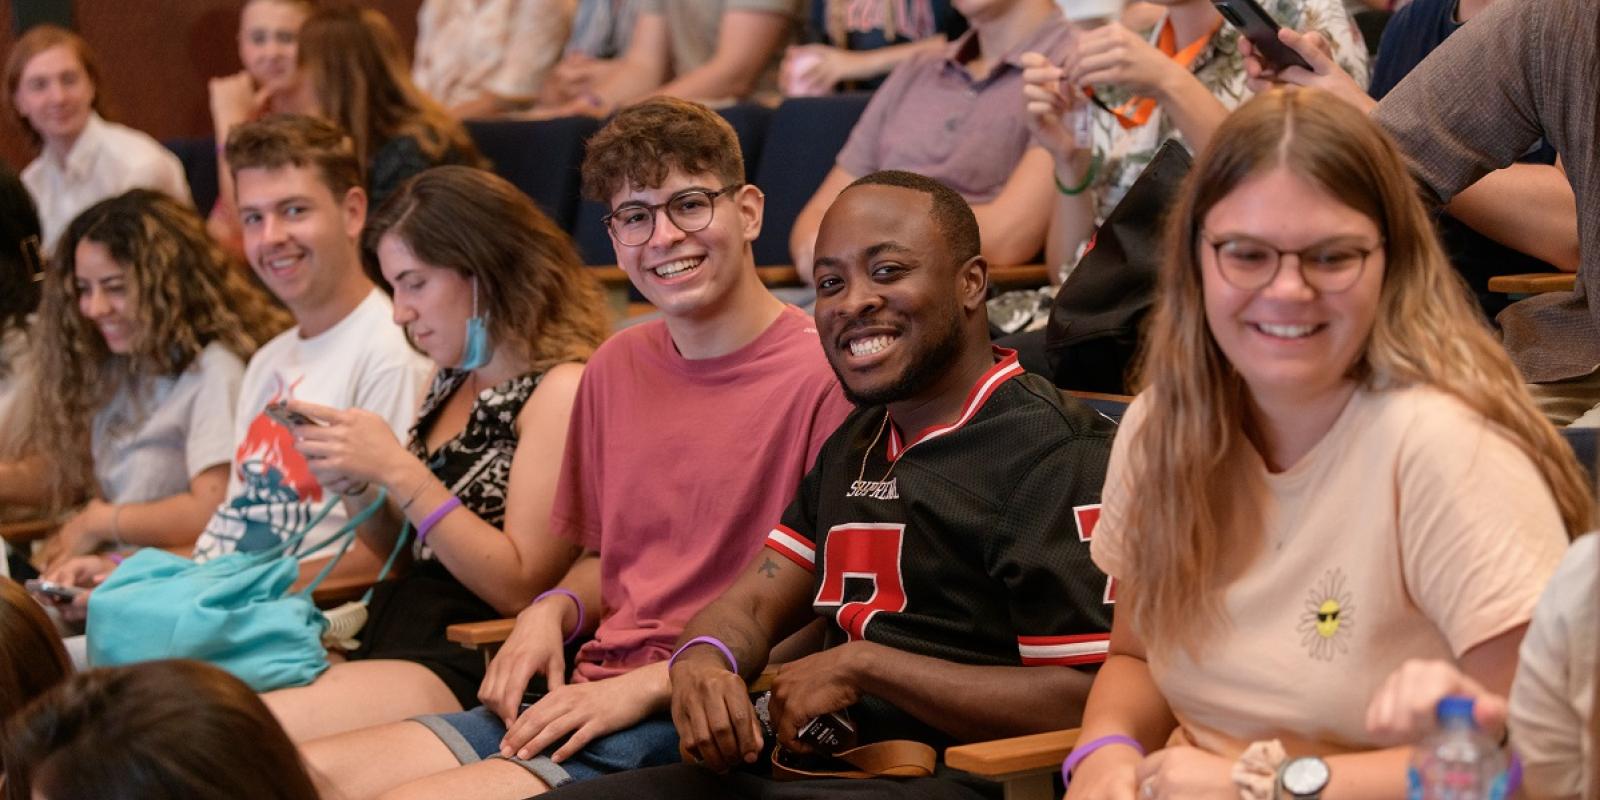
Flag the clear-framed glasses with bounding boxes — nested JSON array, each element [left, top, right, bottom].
[[1202, 232, 1384, 294], [602, 184, 744, 247]]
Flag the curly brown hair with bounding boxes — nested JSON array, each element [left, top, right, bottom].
[[23, 190, 291, 509], [364, 167, 609, 373], [580, 97, 745, 204]]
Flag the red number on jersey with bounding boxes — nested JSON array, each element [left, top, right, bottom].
[[1074, 504, 1116, 604], [813, 523, 908, 641]]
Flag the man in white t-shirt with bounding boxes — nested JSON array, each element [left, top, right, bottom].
[[191, 114, 429, 564], [49, 115, 428, 596]]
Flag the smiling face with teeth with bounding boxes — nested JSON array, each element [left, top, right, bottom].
[[237, 163, 369, 335], [73, 239, 137, 355], [607, 169, 765, 322], [813, 183, 989, 413], [1200, 166, 1386, 408]]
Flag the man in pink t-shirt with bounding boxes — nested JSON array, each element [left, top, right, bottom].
[[321, 98, 852, 800]]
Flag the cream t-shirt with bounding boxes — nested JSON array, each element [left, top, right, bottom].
[[1093, 385, 1569, 757], [1510, 532, 1596, 800]]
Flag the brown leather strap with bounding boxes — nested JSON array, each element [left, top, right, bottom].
[[770, 740, 937, 781]]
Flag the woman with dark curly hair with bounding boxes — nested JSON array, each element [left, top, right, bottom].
[[0, 190, 290, 576]]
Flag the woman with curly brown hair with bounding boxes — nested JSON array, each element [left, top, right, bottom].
[[293, 3, 487, 210], [257, 166, 610, 743], [0, 190, 290, 577]]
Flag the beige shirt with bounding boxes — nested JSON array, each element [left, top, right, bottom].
[[1510, 532, 1596, 800], [1093, 386, 1569, 757], [21, 113, 191, 253], [640, 0, 803, 99], [413, 0, 576, 106]]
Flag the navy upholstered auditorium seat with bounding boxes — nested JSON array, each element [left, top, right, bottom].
[[750, 93, 870, 265], [164, 138, 220, 216], [1561, 427, 1599, 481], [466, 116, 601, 232]]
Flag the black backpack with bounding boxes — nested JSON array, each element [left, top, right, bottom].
[[1045, 140, 1193, 394]]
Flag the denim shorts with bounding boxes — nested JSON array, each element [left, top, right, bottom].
[[412, 705, 681, 788]]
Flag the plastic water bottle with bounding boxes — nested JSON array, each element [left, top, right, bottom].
[[1408, 696, 1510, 800]]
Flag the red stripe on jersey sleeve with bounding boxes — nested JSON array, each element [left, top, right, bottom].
[[1017, 633, 1110, 666], [765, 525, 816, 572]]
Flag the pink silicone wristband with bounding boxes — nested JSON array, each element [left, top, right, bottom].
[[668, 636, 738, 675], [417, 496, 462, 543], [1062, 735, 1145, 790]]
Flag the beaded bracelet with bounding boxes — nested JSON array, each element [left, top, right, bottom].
[[1061, 734, 1145, 791], [416, 495, 462, 544], [668, 636, 738, 675], [532, 588, 585, 644]]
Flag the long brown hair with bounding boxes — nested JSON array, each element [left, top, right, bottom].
[[23, 190, 291, 509], [0, 578, 71, 758], [1125, 88, 1593, 654], [3, 25, 106, 151], [296, 4, 482, 169], [1, 660, 318, 800], [363, 166, 610, 373]]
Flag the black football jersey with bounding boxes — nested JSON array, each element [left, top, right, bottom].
[[764, 350, 1115, 746]]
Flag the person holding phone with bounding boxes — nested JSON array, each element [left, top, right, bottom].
[[254, 166, 613, 743], [1019, 0, 1366, 283], [0, 190, 288, 581]]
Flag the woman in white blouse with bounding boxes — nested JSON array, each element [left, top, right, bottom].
[[4, 25, 191, 252]]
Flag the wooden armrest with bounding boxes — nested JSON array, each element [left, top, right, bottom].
[[1486, 273, 1575, 294], [310, 574, 376, 607], [0, 518, 57, 545], [990, 265, 1051, 291], [1065, 390, 1134, 405], [448, 618, 518, 648], [945, 728, 1080, 777]]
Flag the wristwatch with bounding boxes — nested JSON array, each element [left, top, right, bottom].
[[1279, 756, 1331, 800]]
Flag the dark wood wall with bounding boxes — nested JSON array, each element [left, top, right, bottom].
[[1, 0, 423, 171]]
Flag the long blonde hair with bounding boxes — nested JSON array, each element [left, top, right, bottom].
[[1125, 88, 1593, 654]]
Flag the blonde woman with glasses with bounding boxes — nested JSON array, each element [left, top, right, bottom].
[[1063, 87, 1590, 800]]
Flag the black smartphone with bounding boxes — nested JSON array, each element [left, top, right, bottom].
[[1211, 0, 1314, 72], [26, 579, 85, 602], [264, 401, 323, 428]]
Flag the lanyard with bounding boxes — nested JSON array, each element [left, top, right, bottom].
[[1086, 16, 1224, 130]]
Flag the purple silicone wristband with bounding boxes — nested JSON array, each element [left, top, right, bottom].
[[533, 588, 585, 645], [1506, 753, 1522, 796], [1062, 734, 1145, 791], [668, 636, 739, 675], [416, 495, 462, 543]]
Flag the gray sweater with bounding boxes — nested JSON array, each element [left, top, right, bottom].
[[1374, 0, 1598, 383]]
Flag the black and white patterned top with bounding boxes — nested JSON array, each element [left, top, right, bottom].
[[407, 367, 542, 560]]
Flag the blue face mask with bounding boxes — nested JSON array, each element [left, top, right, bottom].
[[459, 278, 490, 371]]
